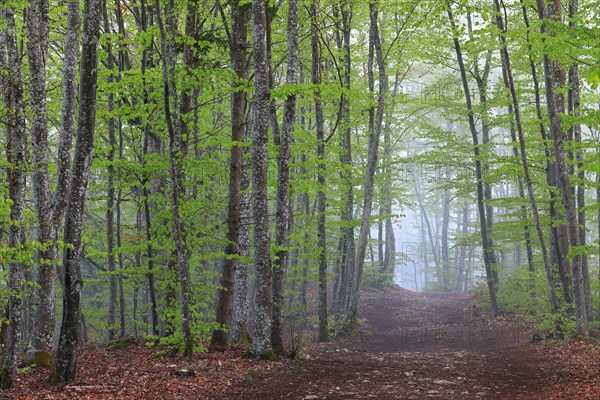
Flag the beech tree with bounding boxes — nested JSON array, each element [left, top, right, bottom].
[[51, 0, 102, 382]]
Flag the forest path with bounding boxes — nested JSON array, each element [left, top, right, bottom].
[[220, 286, 560, 400]]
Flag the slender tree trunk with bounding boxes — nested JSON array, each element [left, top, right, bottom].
[[231, 156, 252, 343], [456, 202, 469, 292], [338, 1, 355, 315], [25, 0, 59, 362], [520, 2, 572, 306], [441, 167, 451, 291], [536, 0, 588, 335], [212, 0, 250, 351], [447, 1, 498, 315], [103, 0, 118, 342], [494, 0, 559, 312], [51, 0, 102, 382], [250, 0, 274, 359], [567, 0, 591, 321], [310, 0, 328, 342], [348, 1, 387, 325], [139, 0, 160, 337], [155, 0, 193, 357], [271, 0, 299, 354], [0, 5, 27, 387]]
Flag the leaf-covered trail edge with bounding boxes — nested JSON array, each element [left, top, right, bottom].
[[2, 286, 600, 399]]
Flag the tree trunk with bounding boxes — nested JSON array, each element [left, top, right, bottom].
[[456, 202, 469, 292], [520, 2, 572, 307], [348, 1, 387, 325], [446, 1, 498, 315], [50, 0, 102, 382], [250, 0, 274, 359], [494, 0, 559, 312], [337, 1, 355, 316], [567, 0, 591, 321], [271, 0, 299, 354], [441, 167, 451, 291], [231, 156, 252, 343], [211, 0, 250, 351], [535, 0, 588, 335], [0, 5, 28, 387], [155, 0, 193, 357], [103, 0, 118, 342], [310, 0, 328, 342]]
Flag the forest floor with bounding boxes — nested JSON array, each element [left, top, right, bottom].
[[2, 285, 600, 399]]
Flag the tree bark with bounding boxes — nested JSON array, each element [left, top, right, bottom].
[[456, 202, 469, 292], [310, 0, 328, 342], [102, 0, 118, 342], [494, 0, 559, 312], [0, 5, 28, 387], [348, 1, 387, 325], [250, 0, 274, 359], [567, 0, 591, 321], [155, 0, 193, 357], [446, 1, 498, 315], [51, 0, 102, 382], [211, 0, 250, 351], [535, 0, 588, 335]]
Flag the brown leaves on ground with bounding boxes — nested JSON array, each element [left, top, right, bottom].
[[0, 343, 289, 399]]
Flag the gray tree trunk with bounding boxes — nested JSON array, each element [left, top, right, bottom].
[[250, 0, 274, 359], [310, 0, 328, 342], [231, 157, 252, 343], [103, 0, 118, 342], [50, 0, 102, 382], [348, 1, 387, 324], [25, 0, 58, 362], [494, 0, 559, 312], [271, 0, 299, 354], [212, 0, 250, 351], [0, 5, 28, 387], [155, 0, 193, 357], [455, 202, 469, 292], [567, 0, 591, 321], [536, 0, 587, 335], [447, 2, 498, 315]]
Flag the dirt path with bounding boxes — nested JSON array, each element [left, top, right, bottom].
[[218, 286, 561, 400]]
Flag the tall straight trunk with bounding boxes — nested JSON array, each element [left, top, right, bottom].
[[446, 1, 498, 315], [466, 12, 498, 287], [348, 1, 387, 324], [271, 0, 299, 354], [415, 183, 439, 269], [441, 167, 451, 290], [382, 77, 400, 278], [155, 0, 193, 357], [567, 0, 591, 320], [535, 0, 587, 335], [50, 0, 102, 382], [103, 0, 118, 341], [338, 1, 355, 315], [520, 2, 572, 306], [494, 0, 559, 312], [250, 0, 274, 359], [114, 0, 127, 337], [231, 156, 252, 343], [310, 0, 328, 342], [0, 5, 28, 388], [139, 0, 159, 337], [456, 202, 469, 292], [25, 0, 61, 361], [211, 0, 250, 351]]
